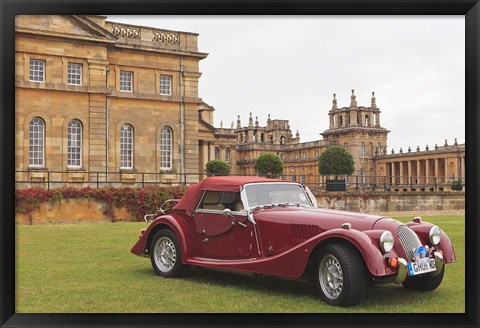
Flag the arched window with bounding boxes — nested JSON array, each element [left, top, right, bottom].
[[280, 136, 286, 145], [120, 124, 133, 169], [360, 142, 365, 158], [376, 143, 382, 156], [68, 120, 82, 168], [29, 117, 45, 167], [360, 168, 366, 185], [214, 147, 220, 160], [225, 147, 230, 162], [160, 127, 172, 170]]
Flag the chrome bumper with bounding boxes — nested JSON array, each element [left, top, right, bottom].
[[430, 251, 444, 276], [394, 258, 408, 284], [394, 252, 444, 284]]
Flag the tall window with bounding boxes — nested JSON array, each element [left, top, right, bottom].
[[68, 63, 82, 85], [120, 71, 133, 92], [376, 143, 382, 156], [67, 120, 82, 168], [214, 147, 220, 160], [120, 124, 133, 169], [160, 127, 172, 170], [160, 75, 172, 95], [29, 59, 45, 82], [225, 147, 231, 162], [29, 117, 45, 167], [360, 142, 365, 158], [360, 168, 366, 185]]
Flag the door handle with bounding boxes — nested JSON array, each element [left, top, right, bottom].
[[234, 221, 247, 228]]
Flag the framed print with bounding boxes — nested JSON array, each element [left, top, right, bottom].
[[1, 0, 478, 327]]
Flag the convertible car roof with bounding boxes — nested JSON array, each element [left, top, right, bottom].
[[172, 176, 281, 216]]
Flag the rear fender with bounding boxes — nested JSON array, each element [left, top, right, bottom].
[[406, 221, 456, 263], [130, 215, 193, 262]]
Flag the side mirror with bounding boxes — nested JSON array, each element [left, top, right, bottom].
[[222, 208, 233, 218]]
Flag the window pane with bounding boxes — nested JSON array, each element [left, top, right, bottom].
[[29, 59, 45, 82], [160, 75, 172, 95], [120, 71, 133, 92], [68, 63, 82, 85], [160, 127, 172, 170], [29, 118, 44, 166], [120, 125, 133, 169], [68, 120, 82, 167]]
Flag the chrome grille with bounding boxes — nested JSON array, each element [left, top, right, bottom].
[[397, 225, 422, 261]]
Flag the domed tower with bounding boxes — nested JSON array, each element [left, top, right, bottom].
[[321, 90, 390, 180]]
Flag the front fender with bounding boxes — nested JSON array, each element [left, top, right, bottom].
[[406, 221, 456, 263], [130, 215, 194, 263], [310, 228, 393, 277]]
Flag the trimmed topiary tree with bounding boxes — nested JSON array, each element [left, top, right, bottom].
[[318, 146, 355, 177], [205, 160, 231, 176], [254, 153, 284, 179]]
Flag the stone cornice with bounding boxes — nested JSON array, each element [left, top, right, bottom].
[[16, 28, 117, 46]]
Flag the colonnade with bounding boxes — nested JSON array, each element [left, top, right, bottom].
[[384, 156, 465, 186]]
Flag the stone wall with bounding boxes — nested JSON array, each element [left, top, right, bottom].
[[15, 192, 465, 224], [15, 199, 131, 224], [316, 192, 465, 216]]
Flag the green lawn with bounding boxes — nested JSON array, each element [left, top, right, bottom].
[[15, 216, 465, 313]]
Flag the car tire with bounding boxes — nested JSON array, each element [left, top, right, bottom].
[[402, 265, 445, 291], [315, 243, 366, 307], [150, 229, 190, 278]]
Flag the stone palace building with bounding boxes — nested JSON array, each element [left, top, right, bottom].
[[15, 15, 465, 190]]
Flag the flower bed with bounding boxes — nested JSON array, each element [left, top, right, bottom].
[[15, 186, 187, 223]]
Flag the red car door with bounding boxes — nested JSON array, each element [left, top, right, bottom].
[[193, 191, 256, 260]]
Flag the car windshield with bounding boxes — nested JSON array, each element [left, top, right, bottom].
[[244, 183, 313, 210]]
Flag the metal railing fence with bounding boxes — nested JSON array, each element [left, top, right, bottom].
[[15, 170, 465, 194]]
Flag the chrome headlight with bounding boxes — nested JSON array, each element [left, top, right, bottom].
[[429, 225, 442, 245], [380, 231, 395, 253]]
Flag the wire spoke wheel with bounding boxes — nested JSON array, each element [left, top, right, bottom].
[[154, 236, 177, 273], [319, 254, 344, 300], [150, 229, 190, 277], [315, 243, 366, 307]]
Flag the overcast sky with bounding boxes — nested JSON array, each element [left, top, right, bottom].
[[108, 15, 465, 151]]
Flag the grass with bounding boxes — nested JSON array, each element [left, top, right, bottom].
[[15, 216, 465, 313]]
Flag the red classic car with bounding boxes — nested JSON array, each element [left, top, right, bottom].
[[131, 176, 456, 306]]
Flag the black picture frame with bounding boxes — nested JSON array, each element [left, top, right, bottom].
[[1, 1, 478, 327]]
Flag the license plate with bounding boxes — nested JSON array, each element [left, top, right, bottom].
[[407, 259, 437, 276]]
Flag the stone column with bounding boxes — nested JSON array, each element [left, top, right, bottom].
[[455, 157, 460, 179], [416, 161, 421, 184], [408, 161, 412, 186], [425, 159, 430, 184], [399, 161, 404, 184], [391, 162, 397, 185]]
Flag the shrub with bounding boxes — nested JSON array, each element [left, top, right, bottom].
[[15, 185, 187, 222], [318, 146, 355, 177], [254, 153, 284, 178], [451, 180, 463, 191], [205, 160, 231, 176]]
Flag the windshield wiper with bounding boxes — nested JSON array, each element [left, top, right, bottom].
[[249, 204, 274, 211], [276, 202, 310, 208]]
